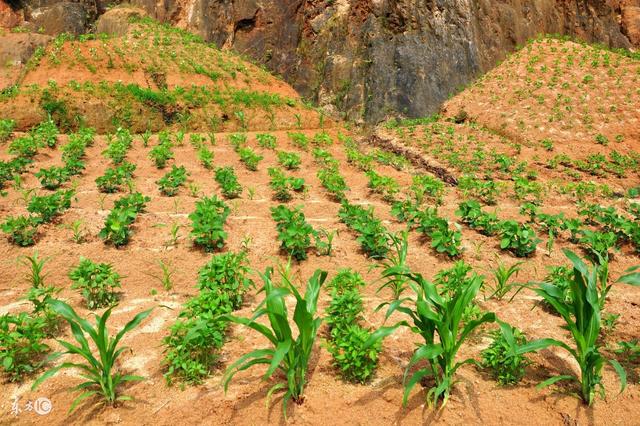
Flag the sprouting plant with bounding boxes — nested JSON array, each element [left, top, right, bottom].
[[60, 219, 86, 243], [222, 267, 327, 415], [18, 252, 50, 288], [376, 230, 410, 299], [32, 300, 152, 412], [145, 260, 175, 291], [314, 228, 337, 256], [487, 260, 524, 300]]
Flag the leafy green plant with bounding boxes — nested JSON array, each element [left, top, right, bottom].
[[338, 202, 390, 259], [69, 258, 121, 309], [499, 221, 541, 257], [189, 195, 230, 251], [0, 313, 50, 382], [326, 270, 382, 383], [317, 166, 348, 201], [197, 146, 214, 169], [257, 133, 277, 149], [163, 251, 253, 385], [157, 165, 188, 196], [238, 146, 263, 171], [0, 118, 15, 142], [271, 205, 316, 261], [517, 250, 640, 405], [36, 166, 70, 190], [95, 162, 136, 193], [487, 261, 523, 300], [214, 166, 242, 199], [99, 205, 137, 247], [27, 189, 74, 223], [32, 300, 152, 411], [369, 265, 495, 407], [268, 167, 305, 202], [2, 215, 39, 246], [223, 267, 327, 414], [149, 140, 174, 168], [480, 322, 531, 385], [277, 151, 301, 170], [287, 132, 309, 150]]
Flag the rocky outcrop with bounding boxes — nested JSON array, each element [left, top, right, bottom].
[[4, 0, 640, 122], [95, 5, 145, 35], [25, 2, 89, 34], [125, 0, 638, 123], [0, 0, 21, 28]]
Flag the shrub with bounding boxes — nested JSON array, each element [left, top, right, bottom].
[[0, 313, 50, 382], [271, 205, 316, 261], [317, 166, 348, 201], [157, 165, 188, 196], [238, 146, 263, 171], [189, 195, 230, 251], [27, 189, 74, 223], [197, 146, 214, 169], [277, 151, 301, 170], [149, 140, 174, 168], [69, 258, 121, 309], [99, 206, 137, 247], [480, 323, 531, 385], [214, 166, 242, 199], [95, 162, 136, 193], [2, 215, 39, 246]]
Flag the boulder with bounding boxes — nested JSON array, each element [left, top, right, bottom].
[[95, 6, 146, 36], [0, 32, 51, 89], [26, 2, 88, 35], [0, 0, 21, 29]]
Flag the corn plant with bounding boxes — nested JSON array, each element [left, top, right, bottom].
[[32, 300, 152, 411], [369, 265, 495, 407], [223, 267, 327, 414], [517, 250, 640, 405], [487, 261, 524, 300], [376, 230, 411, 299]]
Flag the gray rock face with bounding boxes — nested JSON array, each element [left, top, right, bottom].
[[135, 0, 635, 123], [6, 0, 639, 122], [25, 1, 88, 35]]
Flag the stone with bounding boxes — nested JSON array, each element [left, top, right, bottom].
[[26, 2, 88, 35], [0, 0, 21, 29], [95, 6, 146, 36]]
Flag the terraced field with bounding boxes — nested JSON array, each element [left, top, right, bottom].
[[0, 23, 639, 425]]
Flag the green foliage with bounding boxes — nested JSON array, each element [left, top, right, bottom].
[[2, 215, 39, 246], [238, 146, 263, 171], [214, 166, 242, 199], [369, 265, 495, 407], [197, 146, 214, 169], [157, 165, 188, 196], [35, 166, 70, 190], [256, 133, 277, 149], [0, 118, 15, 142], [516, 250, 640, 405], [9, 135, 43, 159], [326, 270, 381, 383], [103, 128, 133, 164], [271, 205, 316, 261], [99, 205, 138, 247], [223, 267, 327, 414], [366, 170, 399, 202], [338, 201, 390, 259], [189, 195, 230, 251], [32, 300, 152, 411], [0, 313, 50, 382], [69, 258, 122, 309], [487, 261, 524, 300], [27, 189, 74, 223], [268, 167, 305, 202], [113, 192, 150, 214], [95, 161, 136, 193], [149, 137, 174, 168], [277, 151, 301, 170], [287, 132, 309, 150], [480, 322, 531, 385], [317, 166, 348, 201], [163, 251, 253, 385], [499, 221, 541, 257], [411, 174, 445, 205]]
